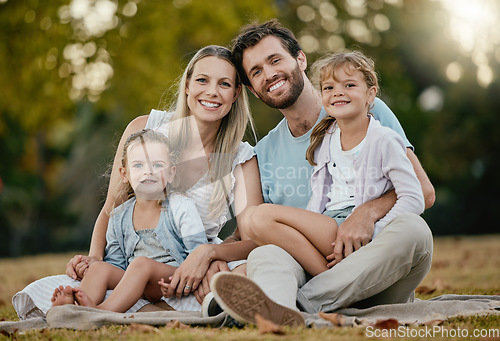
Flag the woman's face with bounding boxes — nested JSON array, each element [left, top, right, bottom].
[[185, 56, 240, 124]]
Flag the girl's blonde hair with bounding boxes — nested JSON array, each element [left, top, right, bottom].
[[306, 50, 379, 166], [161, 45, 256, 218], [114, 129, 177, 208]]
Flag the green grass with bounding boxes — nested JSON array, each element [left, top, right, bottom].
[[1, 236, 499, 340]]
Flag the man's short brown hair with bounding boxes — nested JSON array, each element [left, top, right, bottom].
[[231, 19, 302, 86]]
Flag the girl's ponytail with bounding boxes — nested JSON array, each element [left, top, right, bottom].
[[306, 115, 336, 166]]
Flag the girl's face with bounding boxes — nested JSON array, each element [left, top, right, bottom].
[[185, 56, 241, 125], [121, 141, 175, 200], [321, 64, 376, 121]]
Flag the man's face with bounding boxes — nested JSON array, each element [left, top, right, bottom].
[[242, 36, 305, 109]]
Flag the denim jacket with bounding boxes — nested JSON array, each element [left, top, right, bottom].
[[103, 194, 207, 270]]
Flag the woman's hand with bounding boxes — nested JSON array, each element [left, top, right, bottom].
[[164, 244, 215, 298], [65, 255, 99, 280], [193, 260, 230, 304]]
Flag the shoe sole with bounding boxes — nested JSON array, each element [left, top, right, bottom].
[[210, 272, 305, 327]]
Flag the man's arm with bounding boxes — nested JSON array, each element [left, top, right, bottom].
[[407, 148, 435, 209], [328, 148, 434, 266], [328, 190, 396, 266]]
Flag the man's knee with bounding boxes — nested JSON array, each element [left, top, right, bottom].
[[394, 213, 432, 244], [382, 213, 433, 257], [248, 244, 289, 263], [247, 245, 296, 274]]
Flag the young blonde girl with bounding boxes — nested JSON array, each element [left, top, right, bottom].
[[244, 50, 425, 276], [51, 129, 208, 312]]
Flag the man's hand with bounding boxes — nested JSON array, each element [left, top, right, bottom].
[[326, 208, 374, 267]]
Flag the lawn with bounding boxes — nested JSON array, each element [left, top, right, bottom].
[[1, 235, 499, 340]]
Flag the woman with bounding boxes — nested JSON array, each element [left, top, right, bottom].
[[13, 45, 263, 318]]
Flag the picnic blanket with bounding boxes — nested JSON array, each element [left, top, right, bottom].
[[1, 294, 499, 332]]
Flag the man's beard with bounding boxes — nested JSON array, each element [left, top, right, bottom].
[[256, 64, 305, 110]]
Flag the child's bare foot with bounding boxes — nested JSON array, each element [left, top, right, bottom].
[[73, 288, 98, 309], [51, 285, 76, 306], [51, 285, 64, 303]]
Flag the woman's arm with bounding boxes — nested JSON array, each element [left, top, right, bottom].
[[192, 155, 263, 263], [65, 115, 149, 280], [194, 156, 263, 302], [165, 156, 263, 299]]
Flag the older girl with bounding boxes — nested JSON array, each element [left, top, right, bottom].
[[243, 50, 424, 277]]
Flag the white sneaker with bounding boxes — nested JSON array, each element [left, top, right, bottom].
[[210, 272, 305, 327], [201, 291, 223, 317]]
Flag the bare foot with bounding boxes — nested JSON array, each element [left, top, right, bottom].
[[74, 288, 98, 309], [51, 285, 64, 303], [51, 285, 76, 306]]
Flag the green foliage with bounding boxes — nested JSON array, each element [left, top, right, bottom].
[[279, 0, 500, 236], [0, 0, 499, 256], [0, 0, 277, 257]]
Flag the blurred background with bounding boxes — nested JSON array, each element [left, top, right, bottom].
[[0, 0, 499, 257]]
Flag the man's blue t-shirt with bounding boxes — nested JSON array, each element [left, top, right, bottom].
[[255, 97, 412, 209]]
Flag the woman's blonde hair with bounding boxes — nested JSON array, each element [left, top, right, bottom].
[[306, 50, 379, 166], [161, 45, 256, 218], [114, 129, 177, 209]]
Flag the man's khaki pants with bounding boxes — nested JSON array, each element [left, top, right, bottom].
[[247, 213, 433, 313]]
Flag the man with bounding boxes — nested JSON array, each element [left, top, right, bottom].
[[210, 19, 435, 327]]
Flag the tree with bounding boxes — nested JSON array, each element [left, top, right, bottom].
[[0, 0, 276, 256]]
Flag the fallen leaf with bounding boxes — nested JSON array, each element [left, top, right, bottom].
[[166, 320, 190, 329], [318, 311, 345, 326], [255, 314, 285, 335], [373, 319, 399, 330], [0, 329, 15, 336], [121, 323, 158, 334], [423, 319, 444, 326], [432, 260, 450, 269], [432, 278, 451, 291], [415, 285, 435, 295], [416, 278, 451, 295]]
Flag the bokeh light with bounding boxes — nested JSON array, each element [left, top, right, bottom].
[[437, 0, 499, 88]]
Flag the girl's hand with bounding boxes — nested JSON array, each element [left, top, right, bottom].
[[164, 244, 214, 298], [158, 278, 169, 297], [326, 247, 343, 268]]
